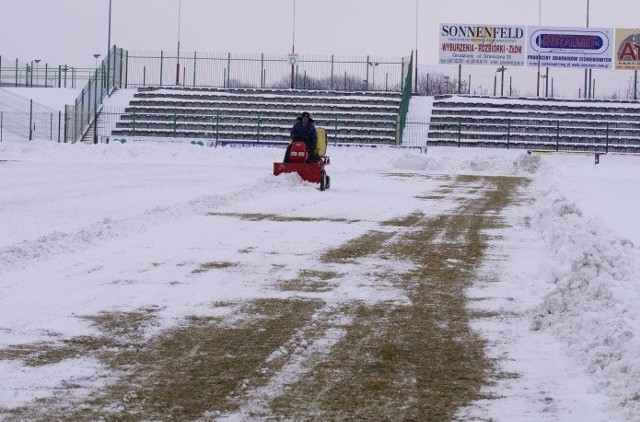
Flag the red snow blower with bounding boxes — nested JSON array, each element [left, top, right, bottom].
[[273, 127, 331, 191]]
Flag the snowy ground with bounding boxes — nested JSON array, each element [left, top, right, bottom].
[[0, 89, 639, 420]]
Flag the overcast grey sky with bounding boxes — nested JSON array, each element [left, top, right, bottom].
[[1, 0, 638, 68]]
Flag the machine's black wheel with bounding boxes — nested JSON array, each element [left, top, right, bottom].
[[320, 170, 327, 191], [325, 175, 331, 190]]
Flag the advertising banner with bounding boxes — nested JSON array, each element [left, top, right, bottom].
[[527, 26, 614, 69], [615, 28, 640, 70], [439, 24, 526, 67]]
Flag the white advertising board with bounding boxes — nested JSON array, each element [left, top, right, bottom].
[[439, 23, 526, 67], [527, 26, 614, 69]]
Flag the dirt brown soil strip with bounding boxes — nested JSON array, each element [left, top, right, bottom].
[[268, 175, 528, 421]]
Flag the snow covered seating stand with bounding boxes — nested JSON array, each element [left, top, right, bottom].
[[424, 95, 640, 154], [110, 87, 403, 146]]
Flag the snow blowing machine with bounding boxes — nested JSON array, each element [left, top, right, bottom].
[[273, 127, 331, 191]]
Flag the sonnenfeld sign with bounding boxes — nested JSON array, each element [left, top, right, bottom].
[[439, 24, 526, 66], [527, 26, 613, 69], [615, 28, 640, 70]]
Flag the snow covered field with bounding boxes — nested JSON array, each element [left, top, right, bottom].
[[1, 89, 639, 420]]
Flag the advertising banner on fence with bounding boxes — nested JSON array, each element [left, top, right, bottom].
[[527, 26, 614, 69], [615, 28, 640, 70], [439, 23, 526, 67]]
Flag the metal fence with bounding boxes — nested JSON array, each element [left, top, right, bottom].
[[0, 56, 97, 89], [0, 88, 64, 142], [124, 50, 410, 92], [401, 117, 640, 153], [65, 46, 127, 143], [0, 110, 64, 143]]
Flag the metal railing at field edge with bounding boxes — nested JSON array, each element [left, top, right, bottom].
[[64, 46, 127, 143], [401, 116, 640, 153]]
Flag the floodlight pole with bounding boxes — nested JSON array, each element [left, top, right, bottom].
[[414, 0, 418, 94], [176, 0, 182, 85], [107, 0, 112, 91], [107, 0, 112, 53], [536, 0, 541, 97], [290, 0, 296, 89], [584, 0, 590, 98]]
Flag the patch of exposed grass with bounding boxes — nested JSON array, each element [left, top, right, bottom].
[[84, 306, 162, 339], [277, 269, 342, 293], [0, 307, 162, 367], [320, 230, 396, 264], [415, 194, 447, 200], [208, 212, 358, 224], [269, 174, 529, 421], [191, 261, 239, 274], [381, 211, 425, 227]]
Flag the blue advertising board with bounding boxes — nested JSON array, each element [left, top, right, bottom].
[[527, 27, 613, 69]]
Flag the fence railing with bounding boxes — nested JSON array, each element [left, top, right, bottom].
[[65, 46, 127, 143], [402, 117, 640, 152], [124, 50, 410, 92], [0, 56, 98, 89], [0, 110, 65, 143], [0, 88, 64, 142]]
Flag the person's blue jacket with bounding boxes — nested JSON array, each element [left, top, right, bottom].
[[290, 120, 317, 153]]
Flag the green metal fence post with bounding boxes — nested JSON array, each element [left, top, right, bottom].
[[365, 55, 370, 90], [14, 58, 18, 87], [457, 118, 462, 147], [117, 47, 123, 89], [160, 51, 164, 86], [260, 53, 265, 88], [605, 123, 609, 153], [215, 110, 220, 141], [106, 46, 111, 92], [73, 99, 78, 143], [173, 111, 177, 135], [29, 100, 33, 141], [507, 120, 511, 149], [132, 111, 136, 135], [556, 121, 560, 151], [64, 105, 69, 143], [334, 118, 338, 145], [227, 53, 231, 87], [330, 55, 335, 90], [94, 69, 98, 110], [93, 70, 99, 143], [193, 52, 197, 87], [257, 113, 261, 141]]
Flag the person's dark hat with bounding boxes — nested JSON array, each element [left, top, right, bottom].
[[297, 111, 314, 122]]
